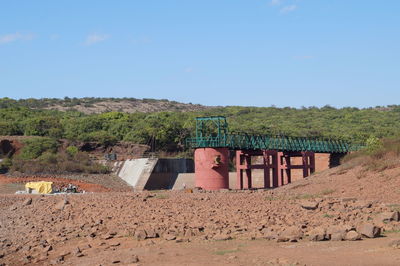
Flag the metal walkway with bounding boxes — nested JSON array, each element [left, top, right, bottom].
[[186, 116, 363, 153]]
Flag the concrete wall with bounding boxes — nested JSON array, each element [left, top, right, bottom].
[[117, 158, 194, 191], [152, 159, 194, 173], [144, 159, 194, 190]]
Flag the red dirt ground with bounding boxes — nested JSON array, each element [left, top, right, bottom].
[[1, 160, 400, 265]]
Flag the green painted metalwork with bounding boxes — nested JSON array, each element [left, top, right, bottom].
[[186, 116, 363, 153]]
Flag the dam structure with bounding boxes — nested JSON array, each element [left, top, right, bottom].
[[186, 116, 362, 190]]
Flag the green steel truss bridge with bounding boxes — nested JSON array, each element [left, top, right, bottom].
[[186, 116, 363, 153]]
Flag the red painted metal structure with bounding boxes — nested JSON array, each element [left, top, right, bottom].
[[236, 150, 315, 189], [188, 117, 354, 190], [194, 148, 229, 190]]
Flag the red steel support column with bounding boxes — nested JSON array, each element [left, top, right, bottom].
[[284, 153, 292, 185], [271, 151, 279, 188], [244, 154, 252, 189], [301, 152, 309, 178], [236, 150, 243, 190], [277, 152, 284, 187], [263, 150, 271, 188], [310, 152, 315, 174]]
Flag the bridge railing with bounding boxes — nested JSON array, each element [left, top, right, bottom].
[[186, 133, 364, 153]]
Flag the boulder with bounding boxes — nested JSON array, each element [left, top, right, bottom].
[[133, 230, 147, 240], [55, 199, 69, 211], [307, 227, 326, 241], [281, 226, 304, 242], [345, 231, 361, 241], [379, 212, 400, 223], [260, 228, 278, 240], [145, 228, 158, 239], [326, 226, 348, 241], [357, 223, 381, 238], [276, 236, 290, 242]]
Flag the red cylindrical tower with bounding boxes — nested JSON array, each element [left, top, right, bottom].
[[194, 148, 229, 190]]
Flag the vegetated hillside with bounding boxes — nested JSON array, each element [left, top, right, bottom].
[[1, 97, 400, 152], [276, 137, 400, 203], [0, 97, 211, 114]]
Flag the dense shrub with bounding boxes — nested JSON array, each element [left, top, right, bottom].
[[0, 158, 12, 173], [18, 138, 59, 160], [66, 146, 79, 156], [11, 151, 109, 174], [0, 122, 23, 136]]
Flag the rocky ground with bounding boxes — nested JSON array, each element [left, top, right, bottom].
[[1, 188, 400, 266], [2, 156, 400, 266]]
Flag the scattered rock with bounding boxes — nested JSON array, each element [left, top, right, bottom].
[[130, 255, 139, 263], [300, 201, 319, 210], [163, 233, 177, 241], [109, 242, 120, 247], [55, 198, 69, 211], [134, 230, 147, 240], [213, 233, 232, 241], [389, 239, 400, 249], [22, 198, 32, 206], [43, 245, 53, 252], [103, 232, 117, 240], [74, 247, 84, 257]]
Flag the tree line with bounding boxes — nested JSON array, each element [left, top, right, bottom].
[[1, 98, 400, 152]]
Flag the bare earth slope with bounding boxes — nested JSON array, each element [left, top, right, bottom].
[[275, 163, 400, 204]]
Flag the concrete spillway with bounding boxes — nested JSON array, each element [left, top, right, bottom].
[[117, 158, 158, 191], [116, 158, 194, 191]]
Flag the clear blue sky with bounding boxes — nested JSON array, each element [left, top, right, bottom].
[[0, 0, 399, 108]]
